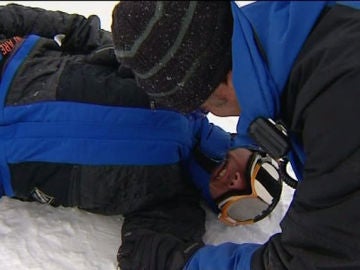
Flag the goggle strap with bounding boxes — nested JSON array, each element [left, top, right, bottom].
[[253, 179, 273, 205], [255, 164, 282, 200], [247, 152, 262, 180]]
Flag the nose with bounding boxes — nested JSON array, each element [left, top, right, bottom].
[[229, 171, 243, 188], [210, 168, 247, 199]]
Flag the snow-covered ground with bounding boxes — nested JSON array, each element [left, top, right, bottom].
[[0, 1, 294, 269]]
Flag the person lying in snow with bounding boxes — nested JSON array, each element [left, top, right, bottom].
[[0, 4, 284, 270], [0, 4, 206, 270]]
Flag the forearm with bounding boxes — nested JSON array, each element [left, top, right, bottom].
[[0, 4, 112, 53], [0, 4, 87, 38], [122, 187, 205, 240], [253, 73, 360, 269], [118, 189, 206, 270]]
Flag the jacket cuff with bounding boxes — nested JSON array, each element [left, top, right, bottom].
[[184, 242, 260, 270]]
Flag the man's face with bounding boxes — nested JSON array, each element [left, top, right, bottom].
[[209, 148, 252, 199], [201, 71, 241, 117]]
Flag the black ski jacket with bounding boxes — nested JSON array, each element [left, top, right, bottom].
[[252, 5, 360, 269]]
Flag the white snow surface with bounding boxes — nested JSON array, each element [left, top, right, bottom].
[[0, 2, 294, 269]]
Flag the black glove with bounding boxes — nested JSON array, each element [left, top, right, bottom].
[[61, 15, 112, 53], [117, 229, 203, 270]]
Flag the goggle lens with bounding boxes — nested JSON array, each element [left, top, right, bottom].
[[226, 196, 270, 222]]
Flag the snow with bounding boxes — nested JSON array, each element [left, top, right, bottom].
[[0, 2, 294, 269]]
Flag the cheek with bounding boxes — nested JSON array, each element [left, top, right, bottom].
[[209, 179, 227, 199], [231, 99, 241, 115], [200, 101, 227, 117], [208, 96, 227, 109]]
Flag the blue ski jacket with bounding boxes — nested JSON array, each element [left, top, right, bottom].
[[0, 33, 231, 199]]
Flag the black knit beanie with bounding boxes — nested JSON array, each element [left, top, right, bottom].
[[112, 1, 233, 113]]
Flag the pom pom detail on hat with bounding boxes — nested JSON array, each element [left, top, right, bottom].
[[112, 1, 233, 113]]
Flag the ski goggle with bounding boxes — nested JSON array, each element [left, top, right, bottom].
[[216, 152, 282, 226]]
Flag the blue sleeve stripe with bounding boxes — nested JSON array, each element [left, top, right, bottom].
[[1, 102, 192, 154]]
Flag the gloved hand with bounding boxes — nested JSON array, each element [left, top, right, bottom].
[[187, 110, 232, 161], [117, 229, 203, 270], [61, 15, 113, 53]]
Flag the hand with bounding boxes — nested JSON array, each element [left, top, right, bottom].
[[61, 15, 112, 53], [117, 229, 203, 270]]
